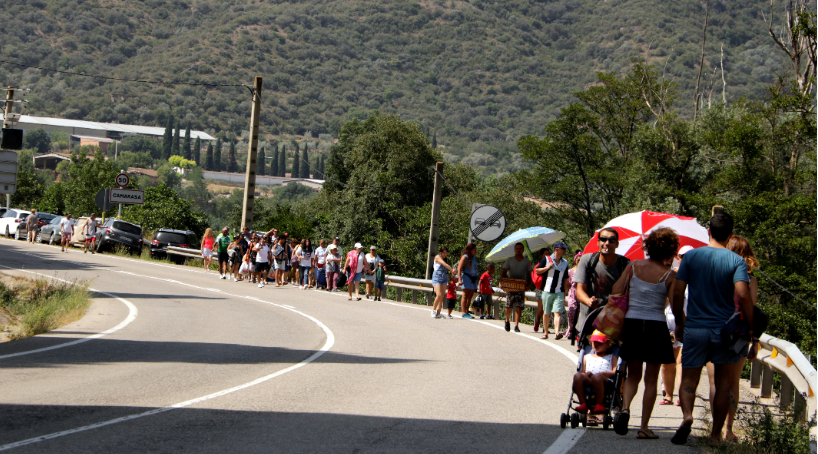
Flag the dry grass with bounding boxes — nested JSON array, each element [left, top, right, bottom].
[[0, 273, 92, 341]]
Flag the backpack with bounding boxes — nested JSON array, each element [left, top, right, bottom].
[[586, 252, 630, 299]]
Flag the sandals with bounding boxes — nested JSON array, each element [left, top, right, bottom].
[[671, 425, 692, 445], [540, 334, 549, 340], [614, 410, 630, 435], [659, 398, 673, 405], [637, 430, 659, 439]]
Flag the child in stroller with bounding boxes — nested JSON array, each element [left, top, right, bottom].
[[573, 330, 618, 414], [560, 307, 627, 430]]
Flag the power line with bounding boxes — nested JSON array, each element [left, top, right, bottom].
[[432, 166, 471, 210], [0, 59, 247, 87], [755, 268, 816, 310]]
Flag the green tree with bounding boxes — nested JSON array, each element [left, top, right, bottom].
[[205, 143, 214, 171], [22, 128, 51, 154], [162, 116, 173, 160], [301, 145, 311, 178], [157, 163, 182, 189], [121, 135, 160, 160], [257, 147, 266, 175], [278, 145, 286, 177], [271, 146, 279, 177], [182, 123, 192, 160], [171, 123, 181, 158], [123, 185, 209, 235], [213, 138, 222, 171], [9, 170, 44, 208], [227, 141, 238, 172], [291, 143, 300, 178], [62, 147, 123, 217], [193, 136, 201, 165], [38, 182, 66, 215]]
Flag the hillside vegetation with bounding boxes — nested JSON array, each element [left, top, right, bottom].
[[0, 0, 788, 173]]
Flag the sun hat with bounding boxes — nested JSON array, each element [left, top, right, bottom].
[[370, 246, 376, 250], [328, 244, 338, 250], [590, 330, 609, 343], [354, 242, 363, 249]]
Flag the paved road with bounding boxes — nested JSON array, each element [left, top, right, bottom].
[[0, 240, 706, 453]]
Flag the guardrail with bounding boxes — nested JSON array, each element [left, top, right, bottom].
[[384, 275, 541, 319], [165, 246, 202, 259], [750, 333, 816, 423]]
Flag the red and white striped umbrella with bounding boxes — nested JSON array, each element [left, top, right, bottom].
[[582, 211, 709, 260]]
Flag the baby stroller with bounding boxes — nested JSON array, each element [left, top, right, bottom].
[[559, 307, 627, 430]]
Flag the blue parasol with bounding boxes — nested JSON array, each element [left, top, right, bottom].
[[484, 227, 566, 263]]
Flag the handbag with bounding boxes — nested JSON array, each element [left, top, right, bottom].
[[592, 265, 632, 340], [721, 305, 769, 354]]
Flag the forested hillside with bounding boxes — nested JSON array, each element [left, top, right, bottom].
[[0, 0, 788, 173]]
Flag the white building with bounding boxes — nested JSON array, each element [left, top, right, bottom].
[[0, 114, 216, 142]]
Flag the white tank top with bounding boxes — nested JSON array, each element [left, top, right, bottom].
[[585, 353, 613, 375]]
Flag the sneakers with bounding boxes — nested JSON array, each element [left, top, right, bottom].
[[234, 278, 238, 282], [505, 321, 511, 332], [299, 285, 304, 290], [258, 283, 264, 288], [447, 314, 453, 319], [435, 313, 445, 319], [431, 310, 438, 318], [462, 314, 474, 319], [220, 274, 226, 279], [514, 325, 520, 333], [479, 315, 485, 319], [486, 315, 494, 320]]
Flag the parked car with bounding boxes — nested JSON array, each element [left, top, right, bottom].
[[16, 212, 57, 241], [0, 209, 31, 239], [93, 219, 144, 254], [150, 229, 199, 263], [38, 216, 69, 245]]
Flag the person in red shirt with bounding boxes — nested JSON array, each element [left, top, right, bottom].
[[477, 263, 496, 319], [444, 276, 459, 319]]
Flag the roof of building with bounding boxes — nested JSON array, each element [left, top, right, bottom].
[[0, 114, 216, 141], [70, 135, 115, 143], [33, 153, 72, 161]]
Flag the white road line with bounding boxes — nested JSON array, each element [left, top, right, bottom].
[[0, 249, 335, 451], [0, 266, 138, 360], [542, 428, 586, 454]]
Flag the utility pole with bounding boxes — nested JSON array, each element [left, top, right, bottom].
[[3, 87, 13, 209], [425, 161, 444, 279], [240, 76, 262, 230]]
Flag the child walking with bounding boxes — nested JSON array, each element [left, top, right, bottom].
[[374, 260, 386, 301], [573, 330, 618, 414], [445, 276, 459, 319], [478, 263, 496, 320]]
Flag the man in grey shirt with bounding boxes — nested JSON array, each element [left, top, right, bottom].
[[500, 242, 532, 333], [574, 227, 630, 339], [26, 209, 39, 244]]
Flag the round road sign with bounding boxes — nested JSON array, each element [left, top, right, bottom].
[[470, 205, 506, 242], [115, 173, 130, 187]]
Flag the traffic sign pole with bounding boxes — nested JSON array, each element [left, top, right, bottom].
[[117, 170, 125, 219]]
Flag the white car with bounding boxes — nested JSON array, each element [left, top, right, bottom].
[[0, 209, 31, 239]]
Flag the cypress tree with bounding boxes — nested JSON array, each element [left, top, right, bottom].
[[271, 146, 279, 177], [302, 146, 311, 178], [227, 141, 238, 172], [431, 130, 437, 149], [257, 147, 266, 175], [205, 143, 214, 170], [291, 143, 300, 178], [182, 123, 192, 160], [162, 116, 173, 160], [193, 136, 201, 166], [171, 123, 181, 157], [319, 155, 325, 178], [278, 145, 286, 177], [214, 137, 222, 171]]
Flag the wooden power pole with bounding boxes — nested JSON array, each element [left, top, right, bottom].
[[425, 161, 444, 279], [240, 76, 262, 230]]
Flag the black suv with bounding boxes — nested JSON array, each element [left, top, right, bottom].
[[94, 219, 144, 254], [150, 229, 199, 263]]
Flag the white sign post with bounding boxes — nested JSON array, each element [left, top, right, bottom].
[[470, 205, 506, 242], [0, 150, 18, 198], [109, 189, 145, 205]]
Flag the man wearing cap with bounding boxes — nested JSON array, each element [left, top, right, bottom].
[[215, 227, 233, 279], [325, 244, 342, 291], [343, 243, 366, 300], [575, 227, 630, 336], [331, 237, 344, 259], [59, 214, 74, 252], [83, 214, 98, 254], [535, 241, 571, 340]]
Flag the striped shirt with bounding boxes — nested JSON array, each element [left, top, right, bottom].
[[542, 255, 569, 293]]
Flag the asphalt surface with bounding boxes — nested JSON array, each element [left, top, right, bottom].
[[0, 239, 707, 453]]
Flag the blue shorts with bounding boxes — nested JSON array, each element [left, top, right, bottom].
[[351, 272, 362, 283], [461, 274, 478, 291], [431, 268, 448, 285], [375, 281, 385, 290], [682, 327, 742, 368]]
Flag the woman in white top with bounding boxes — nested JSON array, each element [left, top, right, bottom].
[[324, 244, 342, 292], [313, 239, 327, 289], [295, 239, 313, 289], [363, 246, 381, 299], [611, 228, 679, 438]]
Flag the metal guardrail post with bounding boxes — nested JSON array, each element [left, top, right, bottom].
[[761, 364, 774, 398], [780, 375, 794, 410], [411, 290, 417, 305], [750, 360, 762, 388], [396, 288, 402, 302]]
